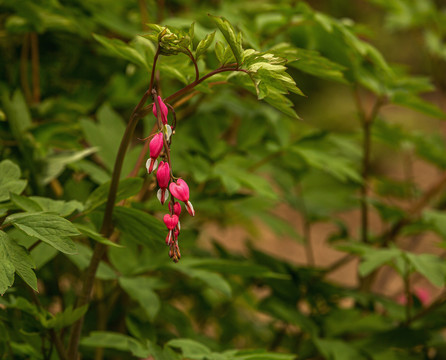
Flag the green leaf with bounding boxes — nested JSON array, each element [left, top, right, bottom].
[[406, 253, 446, 287], [170, 266, 232, 297], [84, 177, 143, 213], [233, 350, 295, 360], [5, 212, 79, 254], [391, 92, 446, 119], [359, 248, 402, 277], [113, 206, 165, 248], [0, 87, 32, 137], [0, 160, 27, 202], [195, 31, 216, 60], [81, 331, 149, 357], [314, 338, 366, 360], [119, 277, 160, 320], [74, 224, 122, 247], [209, 14, 244, 65], [214, 41, 225, 63], [93, 33, 148, 69], [29, 197, 83, 217], [166, 338, 211, 359], [0, 230, 37, 294], [39, 148, 97, 185], [65, 243, 116, 280], [42, 305, 88, 330], [177, 258, 289, 279], [10, 193, 43, 213]]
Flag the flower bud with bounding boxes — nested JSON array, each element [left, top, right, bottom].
[[156, 161, 170, 189], [146, 133, 164, 174], [169, 202, 182, 216], [152, 96, 168, 125]]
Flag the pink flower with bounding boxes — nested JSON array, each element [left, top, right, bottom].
[[169, 179, 195, 216], [146, 133, 164, 174], [152, 96, 169, 125], [156, 162, 170, 204], [163, 214, 179, 230], [169, 202, 182, 216], [156, 162, 170, 188]]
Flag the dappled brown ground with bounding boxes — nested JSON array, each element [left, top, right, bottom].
[[200, 93, 446, 304]]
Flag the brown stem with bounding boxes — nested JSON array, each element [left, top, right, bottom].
[[164, 67, 249, 103], [30, 33, 40, 103], [28, 239, 42, 252], [20, 33, 32, 103], [138, 0, 149, 30], [185, 48, 199, 82], [404, 259, 412, 323], [67, 89, 151, 359], [149, 47, 160, 93]]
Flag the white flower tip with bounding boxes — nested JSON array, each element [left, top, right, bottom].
[[146, 158, 158, 174], [164, 124, 172, 142], [186, 201, 195, 217], [157, 188, 170, 205]]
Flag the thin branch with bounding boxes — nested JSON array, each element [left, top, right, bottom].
[[185, 48, 199, 82], [30, 32, 40, 103], [20, 33, 32, 103], [67, 88, 152, 359], [149, 46, 160, 93]]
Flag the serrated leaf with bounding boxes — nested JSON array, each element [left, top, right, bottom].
[[84, 177, 143, 213], [209, 14, 243, 65], [0, 230, 37, 294], [214, 41, 225, 63], [119, 277, 160, 320], [29, 197, 83, 217], [196, 31, 216, 60], [5, 212, 79, 254], [0, 160, 27, 202], [10, 193, 43, 213]]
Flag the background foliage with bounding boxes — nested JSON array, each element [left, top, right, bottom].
[[1, 0, 446, 359]]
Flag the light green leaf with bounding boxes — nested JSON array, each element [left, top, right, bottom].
[[84, 177, 143, 213], [119, 277, 160, 320], [10, 193, 43, 213], [391, 92, 446, 119], [209, 14, 243, 65], [359, 248, 402, 277], [314, 338, 366, 360], [29, 197, 83, 217], [406, 253, 446, 287], [195, 31, 216, 60], [5, 212, 79, 254], [0, 160, 27, 202], [214, 41, 225, 63], [0, 230, 37, 294], [167, 338, 211, 359]]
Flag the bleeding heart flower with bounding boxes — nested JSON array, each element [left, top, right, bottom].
[[152, 96, 169, 125], [156, 162, 170, 204], [169, 179, 195, 216], [163, 214, 179, 230], [146, 133, 164, 174]]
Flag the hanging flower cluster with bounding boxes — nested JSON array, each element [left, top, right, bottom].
[[146, 95, 195, 262]]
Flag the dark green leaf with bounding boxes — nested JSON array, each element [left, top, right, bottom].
[[119, 277, 160, 320], [0, 160, 27, 202]]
